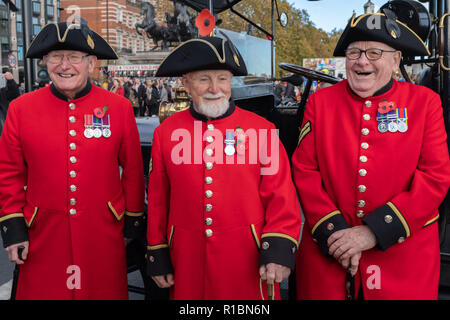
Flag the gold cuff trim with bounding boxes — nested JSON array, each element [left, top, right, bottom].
[[250, 224, 261, 249], [424, 214, 440, 228], [148, 244, 169, 250], [125, 211, 144, 217], [387, 202, 411, 237], [25, 207, 39, 228], [168, 225, 175, 248], [0, 213, 24, 223], [311, 210, 341, 235], [261, 232, 298, 247], [107, 201, 125, 221]]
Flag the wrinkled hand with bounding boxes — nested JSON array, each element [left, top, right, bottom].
[[327, 226, 377, 275], [152, 274, 174, 288], [259, 263, 291, 285], [6, 241, 29, 265]]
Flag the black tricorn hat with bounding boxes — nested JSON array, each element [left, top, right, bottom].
[[155, 36, 247, 77], [334, 9, 430, 57], [26, 22, 118, 60]]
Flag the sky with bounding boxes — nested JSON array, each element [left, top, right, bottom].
[[291, 0, 389, 33]]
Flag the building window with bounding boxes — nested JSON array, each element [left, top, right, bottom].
[[32, 1, 41, 15], [17, 22, 22, 33], [47, 5, 54, 17], [33, 24, 41, 35], [18, 46, 24, 61]]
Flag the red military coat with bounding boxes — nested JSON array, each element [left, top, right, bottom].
[[147, 105, 301, 300], [0, 84, 144, 299], [292, 79, 450, 299]]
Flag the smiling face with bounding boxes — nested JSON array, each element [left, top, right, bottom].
[[45, 50, 97, 100], [345, 41, 401, 98], [182, 69, 232, 119]]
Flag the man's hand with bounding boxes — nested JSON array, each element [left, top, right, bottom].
[[259, 263, 291, 285], [152, 274, 174, 288], [6, 241, 29, 265], [327, 225, 377, 273]]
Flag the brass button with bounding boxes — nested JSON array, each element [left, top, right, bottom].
[[149, 256, 155, 263], [69, 103, 75, 110], [69, 116, 76, 123], [70, 156, 77, 164], [69, 198, 76, 205], [327, 223, 334, 231], [205, 204, 213, 212], [365, 100, 372, 107], [69, 170, 76, 178], [206, 136, 214, 143], [207, 124, 214, 130], [356, 210, 365, 218], [205, 190, 213, 198], [69, 130, 76, 137], [205, 148, 213, 157], [70, 185, 77, 192], [262, 241, 270, 250], [206, 162, 213, 170], [359, 169, 367, 177], [357, 200, 366, 208], [358, 185, 367, 193], [398, 237, 405, 243], [361, 142, 369, 150], [205, 177, 213, 184], [361, 128, 369, 136], [205, 229, 213, 237], [205, 218, 213, 226], [384, 215, 393, 223], [69, 208, 76, 215], [363, 114, 371, 121], [69, 143, 76, 150], [360, 155, 368, 163]]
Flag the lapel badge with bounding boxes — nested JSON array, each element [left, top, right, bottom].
[[235, 126, 246, 156]]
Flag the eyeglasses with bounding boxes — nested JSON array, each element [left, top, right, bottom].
[[345, 48, 397, 61], [45, 54, 90, 65]]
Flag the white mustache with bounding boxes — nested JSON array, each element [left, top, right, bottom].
[[202, 93, 226, 99]]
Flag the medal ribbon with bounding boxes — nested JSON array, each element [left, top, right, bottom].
[[85, 114, 93, 126]]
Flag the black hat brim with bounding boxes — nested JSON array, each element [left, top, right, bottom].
[[155, 37, 247, 77], [334, 13, 430, 57], [26, 23, 118, 60]]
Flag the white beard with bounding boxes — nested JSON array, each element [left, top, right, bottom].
[[194, 93, 229, 119]]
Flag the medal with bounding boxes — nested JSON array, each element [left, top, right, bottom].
[[397, 108, 408, 133], [378, 121, 388, 133], [93, 116, 102, 138], [84, 114, 94, 138], [224, 131, 235, 156], [387, 110, 398, 133], [102, 115, 111, 138], [377, 112, 388, 133]]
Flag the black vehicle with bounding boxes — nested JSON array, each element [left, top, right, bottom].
[[134, 0, 450, 299]]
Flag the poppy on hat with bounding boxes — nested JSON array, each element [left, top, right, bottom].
[[155, 36, 247, 77], [334, 9, 430, 57], [26, 21, 118, 60]]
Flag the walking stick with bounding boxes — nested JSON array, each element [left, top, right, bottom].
[[10, 246, 24, 301]]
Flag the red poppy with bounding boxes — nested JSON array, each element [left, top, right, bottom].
[[377, 99, 397, 114], [94, 105, 109, 118], [195, 9, 216, 36]]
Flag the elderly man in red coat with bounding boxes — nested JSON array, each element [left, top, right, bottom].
[[0, 21, 145, 299], [146, 36, 301, 300], [292, 9, 450, 299]]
